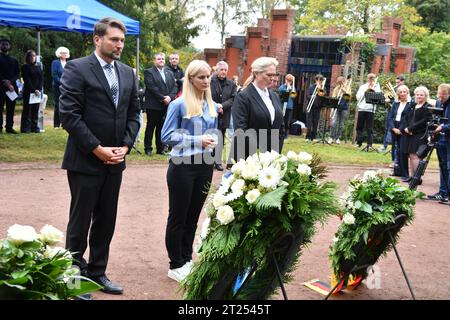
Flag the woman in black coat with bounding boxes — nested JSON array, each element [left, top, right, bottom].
[[20, 50, 43, 133], [399, 86, 432, 179], [231, 56, 284, 161], [388, 85, 412, 181]]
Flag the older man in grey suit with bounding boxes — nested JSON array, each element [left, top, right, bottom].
[[59, 17, 140, 295]]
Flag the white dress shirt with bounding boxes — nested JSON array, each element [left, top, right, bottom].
[[253, 83, 275, 124]]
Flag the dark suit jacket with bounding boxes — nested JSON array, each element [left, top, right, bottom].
[[399, 102, 431, 136], [210, 75, 237, 129], [59, 53, 140, 175], [144, 66, 178, 111], [231, 83, 284, 160]]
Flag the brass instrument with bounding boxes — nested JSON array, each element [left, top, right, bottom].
[[306, 77, 327, 113], [331, 77, 352, 119], [383, 80, 398, 101], [289, 76, 297, 98]]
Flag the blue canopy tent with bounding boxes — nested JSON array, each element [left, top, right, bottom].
[[0, 0, 141, 73]]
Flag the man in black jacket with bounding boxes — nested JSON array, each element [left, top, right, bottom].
[[210, 61, 237, 170], [59, 18, 140, 295], [167, 53, 184, 95], [0, 38, 20, 134], [144, 53, 178, 155]]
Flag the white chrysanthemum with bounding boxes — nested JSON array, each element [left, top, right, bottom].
[[297, 151, 313, 164], [231, 159, 246, 176], [333, 236, 339, 243], [342, 213, 356, 225], [296, 163, 311, 176], [213, 193, 228, 209], [362, 170, 378, 182], [245, 189, 261, 204], [225, 189, 244, 202], [258, 166, 281, 189], [216, 205, 235, 225], [231, 179, 246, 193], [7, 224, 38, 245], [200, 217, 211, 239], [259, 150, 279, 167], [286, 151, 298, 162], [39, 225, 64, 245], [44, 246, 72, 259]]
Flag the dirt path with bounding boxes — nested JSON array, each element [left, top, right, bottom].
[[0, 161, 448, 300]]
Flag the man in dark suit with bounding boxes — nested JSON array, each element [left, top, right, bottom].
[[167, 53, 184, 95], [0, 38, 20, 134], [231, 57, 284, 161], [59, 17, 140, 295], [144, 53, 178, 155], [210, 61, 236, 171]]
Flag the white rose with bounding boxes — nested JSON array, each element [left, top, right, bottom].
[[286, 151, 298, 162], [342, 213, 356, 225], [297, 152, 312, 164], [362, 170, 377, 182], [39, 224, 64, 245], [231, 179, 246, 193], [231, 159, 246, 176], [7, 224, 38, 245], [241, 162, 259, 180], [200, 217, 211, 239], [213, 193, 228, 209], [245, 189, 261, 204], [44, 246, 72, 259], [258, 166, 281, 189], [296, 163, 311, 176], [216, 205, 235, 225]]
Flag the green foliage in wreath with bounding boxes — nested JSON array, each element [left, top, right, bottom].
[[329, 170, 423, 282], [182, 150, 339, 300]]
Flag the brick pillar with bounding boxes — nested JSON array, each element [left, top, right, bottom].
[[268, 9, 295, 76]]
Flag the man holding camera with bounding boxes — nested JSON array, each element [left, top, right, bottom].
[[428, 84, 450, 204]]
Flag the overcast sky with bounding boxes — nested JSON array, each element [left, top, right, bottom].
[[189, 0, 246, 50]]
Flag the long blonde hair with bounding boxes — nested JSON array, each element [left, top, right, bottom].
[[243, 56, 279, 89], [182, 60, 216, 119]]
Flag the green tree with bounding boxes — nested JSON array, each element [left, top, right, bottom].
[[294, 0, 422, 35], [402, 32, 450, 79], [406, 0, 450, 33], [209, 0, 253, 45]]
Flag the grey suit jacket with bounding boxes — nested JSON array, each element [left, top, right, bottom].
[[59, 53, 140, 175]]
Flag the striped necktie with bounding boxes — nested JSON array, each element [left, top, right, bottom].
[[104, 63, 118, 107]]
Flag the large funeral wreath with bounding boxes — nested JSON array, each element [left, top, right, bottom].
[[329, 170, 423, 291], [182, 150, 339, 299]]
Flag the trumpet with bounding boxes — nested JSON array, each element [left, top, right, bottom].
[[306, 77, 327, 113]]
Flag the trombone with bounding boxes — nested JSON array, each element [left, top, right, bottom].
[[306, 77, 327, 113], [289, 76, 297, 99]]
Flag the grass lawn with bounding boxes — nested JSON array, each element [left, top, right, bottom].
[[0, 124, 439, 169]]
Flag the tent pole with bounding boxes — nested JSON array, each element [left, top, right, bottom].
[[37, 28, 41, 57], [136, 36, 140, 82]]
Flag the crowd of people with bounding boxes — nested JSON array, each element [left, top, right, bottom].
[[1, 16, 448, 299]]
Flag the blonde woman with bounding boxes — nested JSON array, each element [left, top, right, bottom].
[[389, 84, 412, 181], [51, 46, 70, 128], [231, 57, 284, 161], [399, 86, 432, 182], [161, 60, 219, 283]]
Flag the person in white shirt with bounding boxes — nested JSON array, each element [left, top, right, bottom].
[[355, 73, 381, 148]]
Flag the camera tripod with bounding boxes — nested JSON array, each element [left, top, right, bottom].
[[409, 139, 436, 190]]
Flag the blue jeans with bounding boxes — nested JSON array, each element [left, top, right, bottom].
[[436, 141, 450, 197]]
